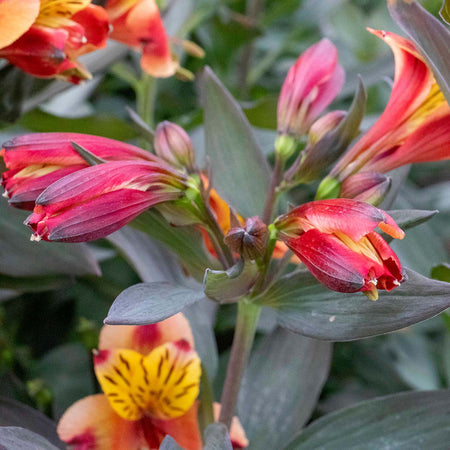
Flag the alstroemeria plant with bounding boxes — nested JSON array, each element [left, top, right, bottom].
[[1, 1, 450, 448]]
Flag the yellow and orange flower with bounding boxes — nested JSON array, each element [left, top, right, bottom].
[[57, 314, 248, 449], [105, 0, 178, 77], [0, 0, 109, 83]]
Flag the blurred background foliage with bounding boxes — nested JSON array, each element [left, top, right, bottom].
[[0, 0, 448, 433]]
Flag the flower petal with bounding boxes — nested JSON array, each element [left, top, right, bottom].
[[277, 199, 404, 242], [94, 341, 201, 421], [2, 132, 155, 171], [0, 0, 40, 49], [285, 229, 366, 293], [128, 0, 178, 77], [149, 403, 202, 450], [99, 314, 195, 355], [57, 394, 144, 450], [27, 188, 175, 242]]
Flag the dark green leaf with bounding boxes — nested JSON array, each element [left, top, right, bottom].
[[388, 0, 450, 104], [202, 66, 271, 217], [0, 274, 70, 292], [255, 268, 450, 341], [238, 328, 332, 449], [0, 397, 63, 448], [203, 260, 259, 303], [284, 390, 450, 449], [0, 66, 35, 123], [18, 109, 138, 141], [0, 427, 60, 450], [0, 199, 100, 278], [105, 282, 205, 325], [204, 423, 233, 450], [131, 210, 218, 282], [441, 0, 450, 23], [33, 343, 95, 419], [431, 263, 450, 282]]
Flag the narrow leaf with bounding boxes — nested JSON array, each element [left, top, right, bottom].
[[388, 0, 450, 104], [131, 210, 218, 282], [203, 260, 259, 303], [105, 282, 205, 325], [285, 390, 450, 449], [238, 328, 332, 449], [71, 141, 106, 166], [255, 268, 450, 341], [126, 106, 155, 142], [387, 209, 438, 230], [202, 66, 271, 217]]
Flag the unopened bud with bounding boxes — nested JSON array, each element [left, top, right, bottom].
[[315, 175, 341, 200], [275, 134, 297, 160], [339, 172, 391, 206], [224, 216, 269, 260], [308, 110, 346, 145], [154, 121, 195, 171]]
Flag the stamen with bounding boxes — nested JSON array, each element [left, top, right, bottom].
[[30, 234, 41, 242]]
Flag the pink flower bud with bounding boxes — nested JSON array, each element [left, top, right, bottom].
[[154, 121, 195, 171], [308, 110, 347, 145], [339, 172, 391, 206], [277, 39, 345, 137]]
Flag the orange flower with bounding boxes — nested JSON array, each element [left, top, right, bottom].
[[0, 0, 109, 83], [57, 314, 248, 449], [105, 0, 178, 77]]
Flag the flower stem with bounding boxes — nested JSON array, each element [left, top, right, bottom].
[[218, 300, 261, 429], [262, 154, 284, 224], [136, 74, 157, 148]]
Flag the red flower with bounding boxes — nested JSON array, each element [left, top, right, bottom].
[[275, 199, 405, 300], [2, 132, 156, 210], [0, 1, 109, 83], [277, 39, 345, 137], [330, 30, 450, 182], [105, 0, 177, 77], [25, 160, 187, 242]]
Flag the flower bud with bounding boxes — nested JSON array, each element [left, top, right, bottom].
[[224, 216, 269, 260], [154, 121, 195, 171], [277, 39, 345, 138], [339, 172, 391, 206], [308, 110, 347, 145]]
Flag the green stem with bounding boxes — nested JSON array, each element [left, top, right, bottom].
[[136, 74, 157, 147], [218, 300, 261, 429], [262, 154, 284, 224]]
